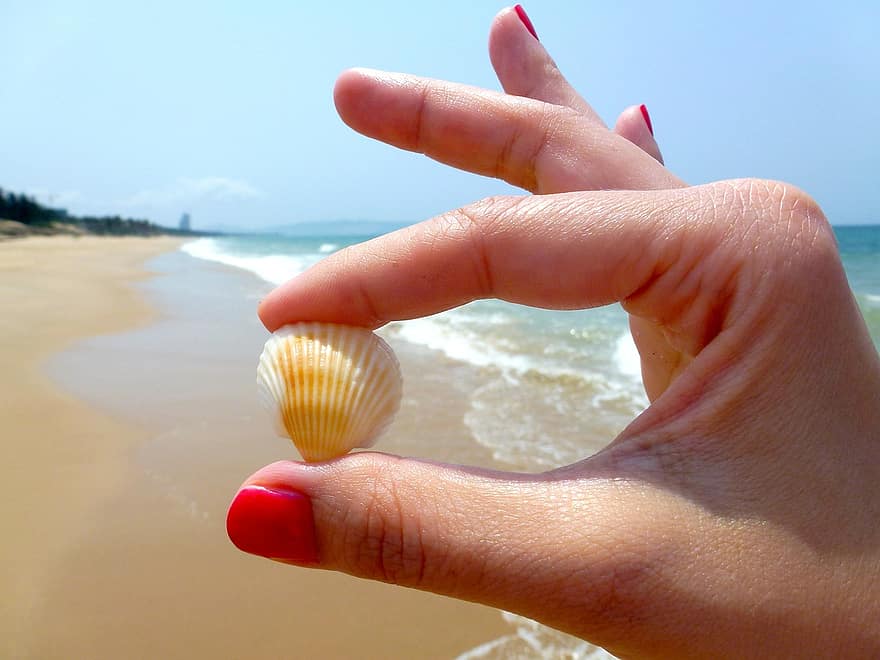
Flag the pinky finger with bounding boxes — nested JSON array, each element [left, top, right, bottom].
[[615, 104, 665, 165]]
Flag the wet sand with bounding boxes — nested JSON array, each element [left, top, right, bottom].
[[0, 236, 182, 656], [1, 237, 508, 658]]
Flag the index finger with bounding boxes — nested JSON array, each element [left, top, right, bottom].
[[257, 188, 711, 333]]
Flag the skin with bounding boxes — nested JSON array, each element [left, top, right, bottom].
[[236, 8, 880, 658]]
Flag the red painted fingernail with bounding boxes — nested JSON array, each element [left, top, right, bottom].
[[226, 486, 318, 563], [640, 104, 654, 136], [514, 5, 539, 41]]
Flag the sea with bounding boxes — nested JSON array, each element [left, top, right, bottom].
[[182, 231, 649, 471], [181, 224, 880, 659]]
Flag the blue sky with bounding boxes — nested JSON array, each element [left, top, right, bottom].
[[1, 1, 878, 229]]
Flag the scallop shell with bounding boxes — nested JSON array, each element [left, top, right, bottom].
[[256, 323, 402, 462]]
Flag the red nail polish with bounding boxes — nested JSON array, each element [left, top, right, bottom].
[[514, 5, 539, 41], [640, 104, 654, 136], [226, 486, 318, 563]]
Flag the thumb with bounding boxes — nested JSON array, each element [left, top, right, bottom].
[[227, 455, 552, 593], [225, 454, 656, 633]]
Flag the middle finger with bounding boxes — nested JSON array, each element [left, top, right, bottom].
[[333, 68, 682, 193]]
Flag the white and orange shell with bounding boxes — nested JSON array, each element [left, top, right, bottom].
[[256, 323, 402, 462]]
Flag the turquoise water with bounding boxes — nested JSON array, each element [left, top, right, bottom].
[[182, 224, 880, 469], [835, 225, 880, 346]]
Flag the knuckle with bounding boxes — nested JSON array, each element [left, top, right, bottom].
[[554, 522, 674, 648], [338, 456, 431, 587], [776, 184, 836, 258], [591, 553, 658, 624], [705, 178, 843, 335], [730, 178, 834, 254], [457, 195, 525, 233], [716, 179, 838, 277], [565, 544, 659, 633], [493, 104, 575, 192], [333, 249, 383, 327], [410, 78, 432, 153], [438, 197, 519, 297]]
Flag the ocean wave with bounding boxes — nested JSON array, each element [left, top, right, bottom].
[[392, 315, 542, 375], [389, 306, 648, 470], [614, 331, 642, 378], [181, 238, 320, 285], [463, 372, 643, 470], [392, 312, 643, 388], [456, 612, 617, 660]]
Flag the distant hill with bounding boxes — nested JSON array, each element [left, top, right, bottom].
[[256, 220, 409, 237], [0, 187, 213, 239]]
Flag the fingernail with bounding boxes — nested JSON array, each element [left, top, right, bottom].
[[640, 104, 654, 136], [514, 5, 539, 41], [226, 486, 318, 563]]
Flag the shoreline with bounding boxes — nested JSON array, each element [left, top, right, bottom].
[[0, 236, 184, 657], [0, 218, 212, 241], [4, 236, 511, 658]]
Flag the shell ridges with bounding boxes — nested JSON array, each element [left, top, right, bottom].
[[256, 323, 402, 461]]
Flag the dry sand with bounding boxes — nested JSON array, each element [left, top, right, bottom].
[[0, 236, 509, 659], [1, 236, 181, 655]]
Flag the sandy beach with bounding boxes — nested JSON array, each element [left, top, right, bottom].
[[1, 236, 180, 655], [0, 236, 509, 659]]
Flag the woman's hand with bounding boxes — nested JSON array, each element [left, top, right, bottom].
[[228, 7, 880, 658]]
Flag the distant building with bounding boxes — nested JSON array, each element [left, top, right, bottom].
[[179, 212, 191, 232]]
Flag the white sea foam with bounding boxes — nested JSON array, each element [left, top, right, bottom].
[[866, 293, 880, 305], [393, 314, 540, 375], [394, 314, 645, 395], [614, 331, 642, 379], [181, 238, 318, 285], [391, 306, 648, 470], [456, 612, 617, 659], [318, 242, 338, 253], [394, 311, 628, 384]]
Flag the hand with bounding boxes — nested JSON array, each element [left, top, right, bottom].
[[229, 8, 880, 658]]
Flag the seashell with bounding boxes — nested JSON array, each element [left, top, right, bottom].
[[257, 322, 402, 462]]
